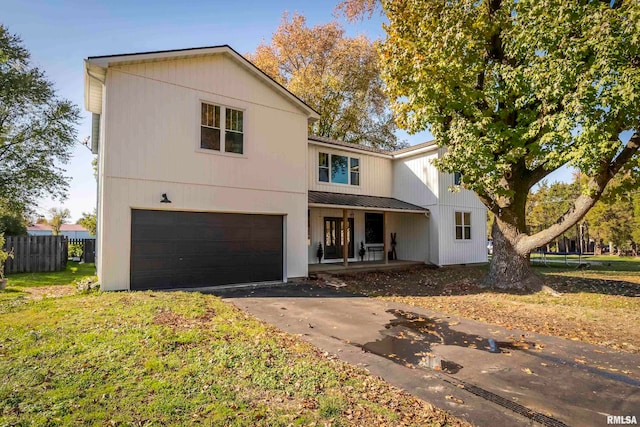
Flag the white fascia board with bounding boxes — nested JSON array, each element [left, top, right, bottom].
[[84, 61, 106, 114], [308, 140, 392, 159], [392, 144, 439, 159], [85, 45, 320, 121]]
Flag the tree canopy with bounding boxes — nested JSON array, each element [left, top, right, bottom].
[[247, 13, 403, 150], [0, 25, 80, 212], [78, 210, 96, 236], [339, 0, 640, 288], [46, 207, 70, 236]]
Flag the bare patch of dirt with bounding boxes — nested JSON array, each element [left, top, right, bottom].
[[339, 266, 640, 354], [152, 308, 216, 329], [25, 285, 76, 300]]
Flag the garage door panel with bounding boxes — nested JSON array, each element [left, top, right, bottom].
[[131, 241, 177, 256], [131, 210, 283, 290]]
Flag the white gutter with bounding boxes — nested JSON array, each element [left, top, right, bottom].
[[392, 144, 439, 159]]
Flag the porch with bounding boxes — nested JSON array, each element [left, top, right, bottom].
[[308, 259, 424, 274], [308, 191, 431, 267]]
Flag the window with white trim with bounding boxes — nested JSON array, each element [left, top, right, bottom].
[[455, 211, 471, 240], [200, 102, 244, 154], [318, 152, 360, 186]]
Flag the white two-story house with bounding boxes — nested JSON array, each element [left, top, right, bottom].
[[84, 45, 487, 292]]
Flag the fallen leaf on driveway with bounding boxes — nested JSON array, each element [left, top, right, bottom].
[[445, 395, 464, 404]]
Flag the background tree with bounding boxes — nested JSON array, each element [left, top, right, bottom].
[[247, 13, 403, 150], [46, 208, 70, 236], [0, 26, 80, 212], [340, 0, 640, 289], [527, 179, 581, 251], [584, 175, 639, 254], [0, 207, 27, 236], [77, 210, 96, 236]]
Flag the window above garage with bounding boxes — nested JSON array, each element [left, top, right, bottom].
[[200, 102, 244, 155], [318, 152, 359, 186]]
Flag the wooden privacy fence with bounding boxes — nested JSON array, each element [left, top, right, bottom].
[[3, 235, 68, 274], [68, 238, 96, 264]]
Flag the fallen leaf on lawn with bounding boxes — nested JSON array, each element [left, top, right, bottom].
[[522, 368, 533, 375], [449, 321, 460, 326], [445, 395, 464, 404], [574, 358, 587, 365], [608, 368, 619, 372], [540, 363, 548, 367]]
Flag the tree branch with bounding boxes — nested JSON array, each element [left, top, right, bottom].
[[518, 132, 640, 253]]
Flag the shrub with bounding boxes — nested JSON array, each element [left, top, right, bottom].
[[0, 233, 14, 280]]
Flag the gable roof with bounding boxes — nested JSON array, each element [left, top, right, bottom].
[[84, 45, 320, 121]]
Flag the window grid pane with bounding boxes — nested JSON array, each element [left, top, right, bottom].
[[456, 226, 463, 240], [226, 108, 243, 132], [201, 103, 220, 128], [455, 211, 471, 240], [330, 155, 349, 184]]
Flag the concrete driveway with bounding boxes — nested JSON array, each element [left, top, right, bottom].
[[213, 283, 640, 427]]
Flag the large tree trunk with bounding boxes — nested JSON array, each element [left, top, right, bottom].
[[484, 218, 543, 291]]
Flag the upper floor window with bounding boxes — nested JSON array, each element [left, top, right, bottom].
[[455, 211, 471, 240], [200, 102, 244, 154], [318, 152, 360, 186], [454, 171, 462, 185]]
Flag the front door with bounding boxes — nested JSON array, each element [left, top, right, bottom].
[[324, 217, 354, 259]]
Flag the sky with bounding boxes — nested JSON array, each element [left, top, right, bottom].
[[3, 0, 573, 221]]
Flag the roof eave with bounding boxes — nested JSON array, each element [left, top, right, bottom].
[[308, 139, 393, 158], [308, 202, 429, 215]]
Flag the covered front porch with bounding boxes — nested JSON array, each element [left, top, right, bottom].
[[307, 191, 430, 268]]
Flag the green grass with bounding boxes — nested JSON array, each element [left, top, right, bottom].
[[0, 272, 463, 426], [530, 254, 640, 272], [6, 262, 96, 288]]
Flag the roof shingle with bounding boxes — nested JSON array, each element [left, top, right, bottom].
[[308, 191, 428, 212]]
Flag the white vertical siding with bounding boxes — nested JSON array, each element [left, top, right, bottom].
[[98, 54, 310, 290], [386, 213, 430, 263], [437, 205, 488, 265], [308, 144, 393, 197], [392, 150, 439, 207]]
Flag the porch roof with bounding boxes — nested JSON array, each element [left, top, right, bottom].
[[308, 191, 430, 215]]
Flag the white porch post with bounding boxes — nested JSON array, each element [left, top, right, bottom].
[[343, 208, 348, 267]]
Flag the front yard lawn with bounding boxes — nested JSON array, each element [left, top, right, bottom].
[[341, 261, 640, 354], [0, 279, 464, 425]]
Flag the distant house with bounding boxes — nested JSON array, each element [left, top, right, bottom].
[[83, 44, 487, 292], [27, 224, 93, 239]]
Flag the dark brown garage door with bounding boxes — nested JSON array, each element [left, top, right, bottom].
[[130, 210, 283, 290]]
